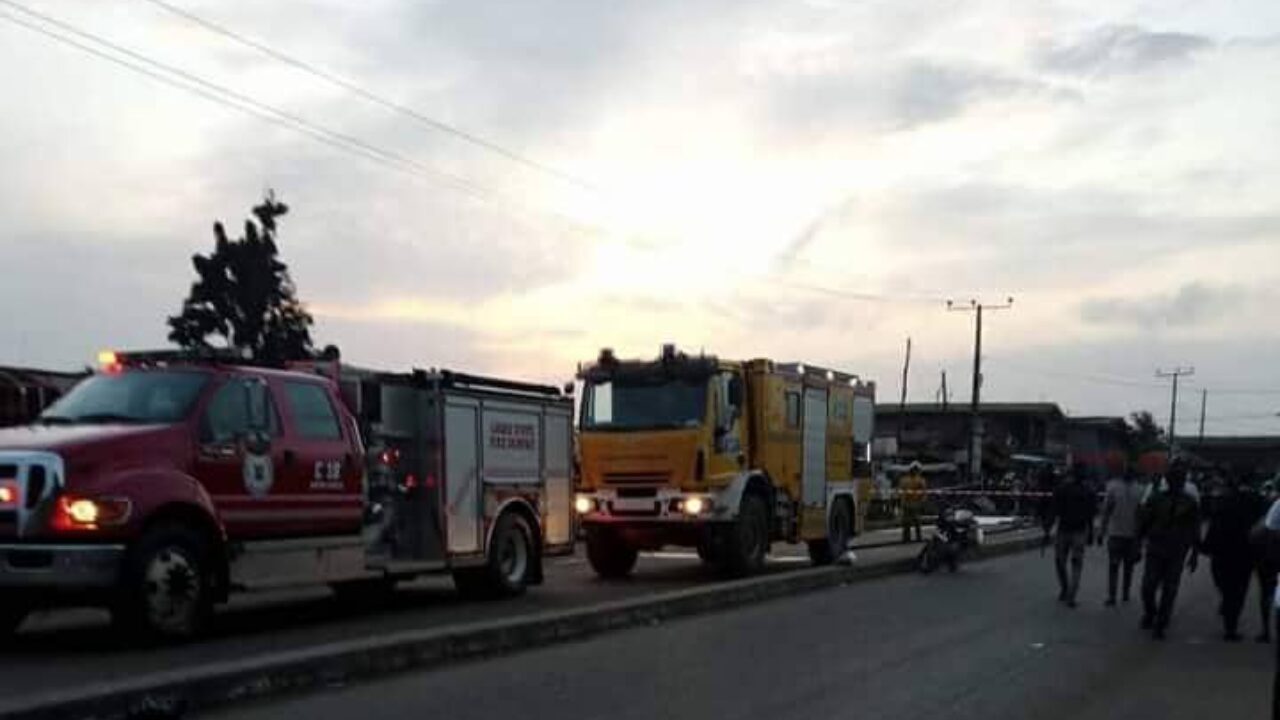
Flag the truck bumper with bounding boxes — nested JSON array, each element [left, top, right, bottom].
[[0, 544, 124, 590], [575, 488, 731, 549], [575, 487, 731, 524]]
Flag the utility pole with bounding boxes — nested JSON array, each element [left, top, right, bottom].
[[1198, 388, 1207, 445], [1155, 367, 1194, 460], [896, 337, 912, 449], [938, 370, 949, 411], [948, 297, 1014, 488]]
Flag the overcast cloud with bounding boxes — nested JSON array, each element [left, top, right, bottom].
[[1, 0, 1278, 434]]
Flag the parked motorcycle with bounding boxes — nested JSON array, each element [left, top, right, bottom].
[[917, 505, 982, 573]]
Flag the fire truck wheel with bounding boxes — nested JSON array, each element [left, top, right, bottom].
[[114, 524, 213, 641], [808, 498, 853, 566], [585, 527, 638, 579], [0, 597, 29, 636], [696, 540, 717, 565], [721, 493, 769, 577], [454, 512, 536, 599]]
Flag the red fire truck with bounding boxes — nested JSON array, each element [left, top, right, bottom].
[[0, 350, 574, 639]]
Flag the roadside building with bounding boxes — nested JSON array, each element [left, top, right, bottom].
[[0, 365, 87, 427], [1067, 416, 1131, 481], [1180, 436, 1280, 480], [875, 402, 1069, 480]]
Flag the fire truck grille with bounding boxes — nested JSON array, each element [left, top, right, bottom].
[[0, 453, 63, 538], [602, 471, 671, 486]]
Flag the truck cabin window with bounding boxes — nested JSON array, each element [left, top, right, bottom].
[[581, 378, 708, 431], [284, 381, 343, 440], [39, 371, 209, 424], [201, 379, 279, 443]]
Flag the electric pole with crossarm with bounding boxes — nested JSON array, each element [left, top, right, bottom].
[[1156, 366, 1194, 460], [947, 297, 1014, 489]]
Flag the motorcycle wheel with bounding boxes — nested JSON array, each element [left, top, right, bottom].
[[918, 543, 938, 574]]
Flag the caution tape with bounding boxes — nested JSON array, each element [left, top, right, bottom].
[[874, 488, 1098, 499]]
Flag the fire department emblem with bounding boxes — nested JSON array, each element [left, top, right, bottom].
[[243, 453, 274, 497]]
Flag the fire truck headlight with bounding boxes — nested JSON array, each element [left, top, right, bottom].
[[682, 496, 706, 515], [574, 495, 594, 514], [57, 496, 132, 529], [66, 498, 99, 524]]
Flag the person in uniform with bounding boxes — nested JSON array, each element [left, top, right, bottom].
[[1137, 461, 1200, 640], [898, 462, 928, 543]]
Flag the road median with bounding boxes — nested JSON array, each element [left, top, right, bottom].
[[2, 533, 1040, 720]]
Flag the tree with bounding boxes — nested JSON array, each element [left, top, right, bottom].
[[1127, 411, 1166, 453], [168, 192, 314, 362]]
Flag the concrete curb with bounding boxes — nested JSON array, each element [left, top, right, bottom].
[[1, 535, 1041, 720]]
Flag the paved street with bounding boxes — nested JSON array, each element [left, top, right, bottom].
[[215, 547, 1272, 720], [0, 526, 979, 707]]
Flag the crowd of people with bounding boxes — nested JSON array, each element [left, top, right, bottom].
[[1038, 460, 1279, 641], [1038, 459, 1280, 715]]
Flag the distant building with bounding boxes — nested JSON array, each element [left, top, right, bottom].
[[0, 366, 87, 428], [875, 402, 1069, 478], [1180, 436, 1280, 479], [1066, 416, 1131, 480]]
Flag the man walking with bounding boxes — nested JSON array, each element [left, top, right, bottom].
[[1202, 474, 1265, 641], [1138, 461, 1200, 640], [1100, 468, 1145, 606], [898, 462, 927, 543], [1258, 482, 1280, 644], [1047, 464, 1097, 608]]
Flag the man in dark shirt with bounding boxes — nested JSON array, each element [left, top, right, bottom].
[[1138, 462, 1200, 640], [1203, 474, 1266, 641], [1048, 465, 1098, 608]]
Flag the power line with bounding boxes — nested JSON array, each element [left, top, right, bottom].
[[986, 359, 1167, 390], [1, 1, 944, 315], [0, 1, 490, 199], [135, 0, 597, 192], [0, 0, 619, 248], [776, 280, 946, 305]]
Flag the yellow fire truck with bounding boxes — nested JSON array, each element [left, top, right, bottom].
[[574, 345, 876, 577]]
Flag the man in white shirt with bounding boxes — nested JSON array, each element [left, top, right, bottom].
[[1100, 469, 1146, 606]]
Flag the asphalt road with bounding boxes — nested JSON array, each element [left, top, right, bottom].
[[0, 526, 963, 706], [215, 545, 1273, 720]]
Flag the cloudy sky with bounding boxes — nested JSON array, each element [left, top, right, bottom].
[[2, 0, 1278, 435]]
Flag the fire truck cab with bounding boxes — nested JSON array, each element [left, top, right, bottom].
[[0, 350, 573, 639]]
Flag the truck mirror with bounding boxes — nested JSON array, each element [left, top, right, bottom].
[[239, 429, 271, 455]]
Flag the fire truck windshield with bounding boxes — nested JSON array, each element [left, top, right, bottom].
[[580, 377, 708, 431], [39, 370, 210, 425]]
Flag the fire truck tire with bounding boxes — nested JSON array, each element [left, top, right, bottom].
[[0, 597, 29, 637], [113, 523, 214, 641], [585, 527, 638, 579], [453, 512, 535, 599], [808, 498, 853, 566], [721, 493, 769, 576], [696, 540, 717, 565]]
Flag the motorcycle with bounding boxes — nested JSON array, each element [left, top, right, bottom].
[[917, 505, 982, 573]]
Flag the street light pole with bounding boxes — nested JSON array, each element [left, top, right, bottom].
[[948, 297, 1014, 489]]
